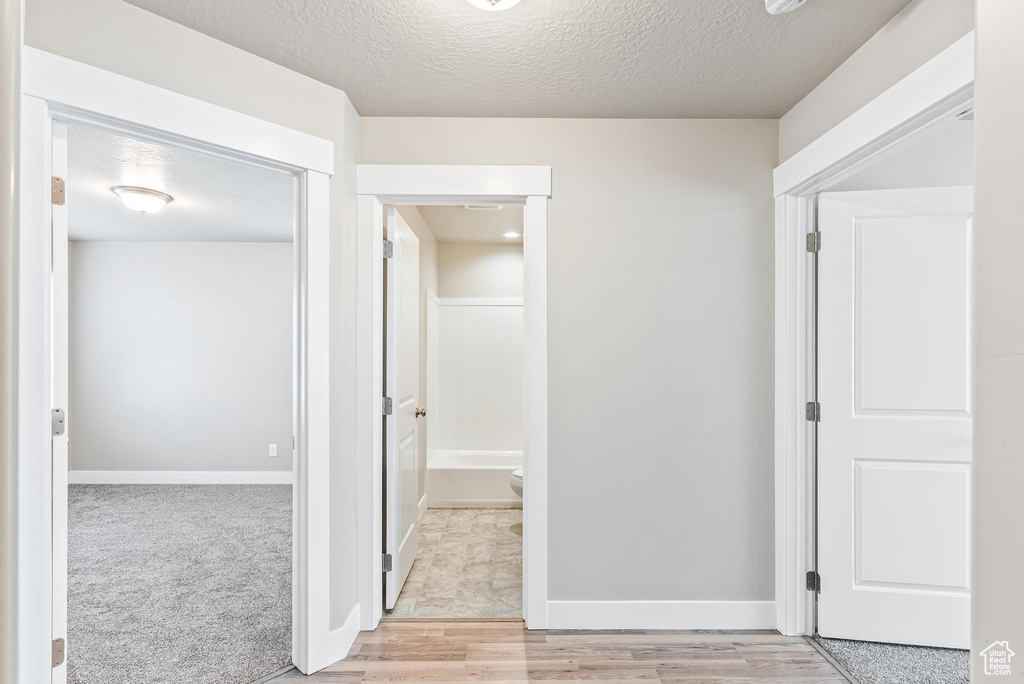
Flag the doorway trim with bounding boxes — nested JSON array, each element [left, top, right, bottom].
[[773, 32, 974, 636], [18, 47, 334, 678], [356, 164, 552, 629]]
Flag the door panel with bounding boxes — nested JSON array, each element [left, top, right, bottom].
[[384, 207, 421, 610], [818, 187, 972, 649]]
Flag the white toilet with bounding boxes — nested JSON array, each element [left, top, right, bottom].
[[510, 468, 523, 498]]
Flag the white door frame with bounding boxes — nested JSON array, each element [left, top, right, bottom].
[[356, 165, 551, 629], [17, 47, 334, 678], [773, 32, 975, 636]]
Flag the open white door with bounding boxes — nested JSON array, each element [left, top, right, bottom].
[[51, 122, 69, 682], [818, 187, 973, 649], [383, 207, 421, 610]]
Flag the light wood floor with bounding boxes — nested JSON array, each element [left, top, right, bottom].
[[275, 619, 848, 683]]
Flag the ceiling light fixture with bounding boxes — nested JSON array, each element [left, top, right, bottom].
[[503, 231, 521, 239], [765, 0, 808, 14], [464, 0, 523, 11], [111, 186, 174, 214]]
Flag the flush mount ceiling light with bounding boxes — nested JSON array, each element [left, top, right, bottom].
[[765, 0, 808, 14], [464, 0, 522, 11], [503, 231, 522, 238], [110, 186, 174, 214]]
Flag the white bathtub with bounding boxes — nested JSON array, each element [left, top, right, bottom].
[[426, 450, 523, 508]]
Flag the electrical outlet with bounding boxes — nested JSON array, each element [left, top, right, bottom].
[[269, 444, 278, 457]]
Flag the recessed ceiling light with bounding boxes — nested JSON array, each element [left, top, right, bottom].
[[503, 232, 521, 239], [464, 204, 503, 210], [111, 186, 173, 214], [465, 0, 522, 11]]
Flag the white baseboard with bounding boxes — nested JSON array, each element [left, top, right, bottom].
[[69, 470, 294, 485], [546, 600, 777, 630], [329, 604, 361, 663]]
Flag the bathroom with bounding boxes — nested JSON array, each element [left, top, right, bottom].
[[383, 203, 525, 619]]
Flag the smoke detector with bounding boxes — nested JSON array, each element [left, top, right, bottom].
[[766, 0, 808, 14]]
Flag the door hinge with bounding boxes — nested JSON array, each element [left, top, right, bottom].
[[806, 231, 821, 253], [52, 638, 65, 668], [383, 239, 394, 259], [805, 401, 820, 422], [51, 408, 66, 437], [382, 553, 393, 573], [51, 176, 65, 206], [382, 396, 393, 416], [806, 571, 821, 593]]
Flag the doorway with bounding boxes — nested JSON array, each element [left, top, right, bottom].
[[355, 164, 551, 630], [20, 50, 334, 683], [382, 204, 525, 618], [809, 113, 974, 684], [54, 119, 296, 684]]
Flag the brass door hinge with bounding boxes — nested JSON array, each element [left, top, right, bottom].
[[51, 177, 66, 206]]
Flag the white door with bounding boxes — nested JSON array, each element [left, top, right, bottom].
[[818, 187, 973, 649], [384, 207, 421, 610], [51, 122, 70, 683]]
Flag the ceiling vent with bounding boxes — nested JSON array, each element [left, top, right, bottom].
[[463, 204, 504, 211]]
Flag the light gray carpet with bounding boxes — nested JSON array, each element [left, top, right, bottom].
[[815, 636, 969, 684], [69, 484, 292, 684]]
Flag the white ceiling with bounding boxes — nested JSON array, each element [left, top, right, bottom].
[[416, 205, 525, 244], [125, 0, 909, 118], [67, 122, 294, 242]]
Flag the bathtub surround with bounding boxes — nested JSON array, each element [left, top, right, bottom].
[[389, 508, 522, 619], [436, 299, 524, 454], [437, 242, 523, 298]]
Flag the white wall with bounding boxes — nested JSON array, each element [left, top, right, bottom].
[[25, 0, 362, 632], [362, 118, 778, 602], [828, 119, 973, 192], [69, 241, 292, 473], [434, 242, 524, 453], [779, 0, 974, 162], [437, 303, 523, 452], [438, 243, 523, 298], [972, 0, 1024, 675], [392, 206, 438, 503]]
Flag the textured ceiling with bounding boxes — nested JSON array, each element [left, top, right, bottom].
[[416, 205, 525, 243], [125, 0, 911, 118], [68, 122, 294, 242]]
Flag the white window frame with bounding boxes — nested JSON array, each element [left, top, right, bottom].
[[773, 32, 975, 636], [356, 165, 551, 629], [17, 47, 334, 678]]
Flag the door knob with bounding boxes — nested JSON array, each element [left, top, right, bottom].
[[415, 408, 426, 418]]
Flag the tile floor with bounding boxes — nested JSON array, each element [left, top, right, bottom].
[[388, 507, 522, 618]]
